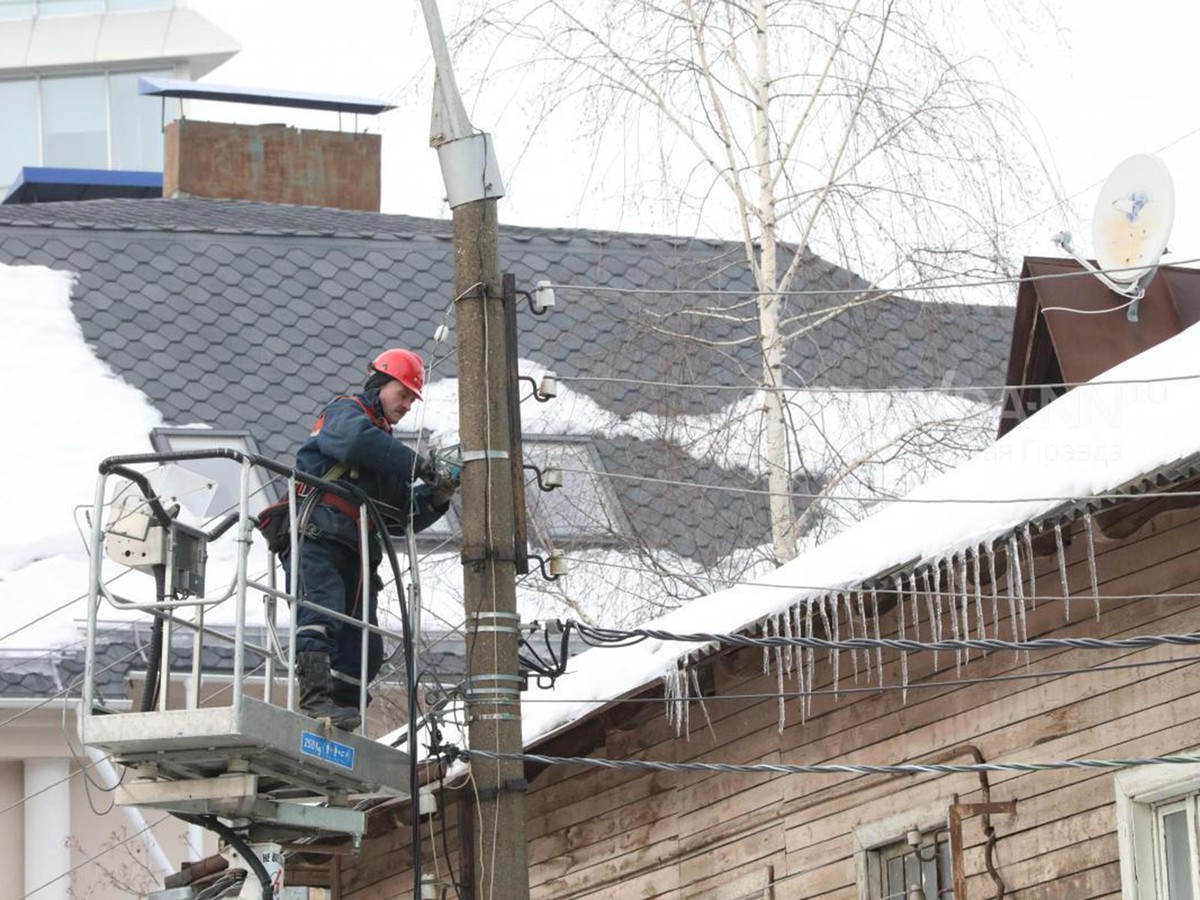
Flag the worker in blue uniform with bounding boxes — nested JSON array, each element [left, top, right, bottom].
[[289, 348, 454, 729]]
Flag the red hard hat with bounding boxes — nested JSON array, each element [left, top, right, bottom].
[[368, 348, 425, 401]]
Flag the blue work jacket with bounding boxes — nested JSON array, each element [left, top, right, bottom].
[[295, 389, 448, 553]]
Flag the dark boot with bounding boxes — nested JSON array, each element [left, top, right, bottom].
[[296, 651, 361, 731], [332, 681, 372, 711]]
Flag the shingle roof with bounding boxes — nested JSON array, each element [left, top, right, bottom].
[[0, 626, 469, 701], [0, 198, 1012, 564]]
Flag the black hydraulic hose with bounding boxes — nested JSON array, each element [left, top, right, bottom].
[[180, 814, 274, 899], [357, 488, 422, 900], [140, 564, 166, 712]]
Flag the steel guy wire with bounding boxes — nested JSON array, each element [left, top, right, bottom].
[[20, 813, 173, 899], [0, 644, 146, 732], [556, 465, 1200, 506], [556, 553, 1200, 603], [516, 652, 1200, 703], [456, 747, 1200, 779], [537, 255, 1200, 299], [552, 370, 1200, 396], [571, 622, 1200, 655], [0, 753, 113, 819]]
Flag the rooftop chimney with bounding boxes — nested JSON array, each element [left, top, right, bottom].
[[163, 120, 382, 211], [141, 77, 395, 212]]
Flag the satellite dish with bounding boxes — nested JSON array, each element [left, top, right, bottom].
[[1091, 153, 1174, 285], [1051, 153, 1175, 321]]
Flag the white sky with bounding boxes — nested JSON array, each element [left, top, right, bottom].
[[184, 0, 1200, 275]]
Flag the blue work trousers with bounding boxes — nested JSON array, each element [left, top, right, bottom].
[[285, 538, 384, 695]]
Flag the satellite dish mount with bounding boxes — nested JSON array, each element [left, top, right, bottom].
[[1050, 153, 1175, 322]]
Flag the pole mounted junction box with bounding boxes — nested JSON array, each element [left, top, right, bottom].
[[104, 480, 207, 597]]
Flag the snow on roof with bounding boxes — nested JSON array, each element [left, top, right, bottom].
[[0, 265, 165, 647], [517, 321, 1200, 748]]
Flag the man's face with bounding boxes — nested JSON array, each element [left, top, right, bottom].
[[379, 379, 418, 425]]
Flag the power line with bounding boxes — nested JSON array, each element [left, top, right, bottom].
[[456, 746, 1200, 779], [538, 255, 1200, 299], [571, 621, 1200, 655], [554, 370, 1200, 396], [21, 813, 172, 899], [555, 553, 1200, 603], [558, 464, 1200, 506], [517, 652, 1200, 703]]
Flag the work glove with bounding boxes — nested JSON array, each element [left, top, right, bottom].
[[432, 477, 458, 506]]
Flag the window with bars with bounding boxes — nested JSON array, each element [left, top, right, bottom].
[[865, 829, 953, 900]]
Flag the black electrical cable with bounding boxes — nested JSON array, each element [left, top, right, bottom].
[[179, 814, 273, 900], [139, 564, 166, 713], [357, 486, 422, 900]]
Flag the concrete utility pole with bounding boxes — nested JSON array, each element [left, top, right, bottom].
[[419, 2, 530, 898]]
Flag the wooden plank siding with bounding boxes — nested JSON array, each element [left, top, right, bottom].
[[340, 503, 1200, 899]]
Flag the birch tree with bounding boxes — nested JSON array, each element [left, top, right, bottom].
[[449, 0, 1045, 565]]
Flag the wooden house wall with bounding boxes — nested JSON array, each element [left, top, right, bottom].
[[340, 501, 1200, 898]]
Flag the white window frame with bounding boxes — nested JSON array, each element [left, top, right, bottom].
[[854, 800, 952, 900], [149, 427, 277, 519], [1115, 761, 1200, 899], [0, 64, 174, 185]]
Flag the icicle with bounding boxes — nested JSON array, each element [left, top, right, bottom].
[[843, 592, 860, 685], [971, 546, 986, 643], [986, 541, 1000, 636], [1023, 525, 1038, 611], [782, 610, 795, 677], [769, 616, 784, 686], [957, 553, 971, 664], [920, 568, 939, 672], [663, 664, 687, 735], [895, 575, 909, 700], [1054, 522, 1071, 621], [871, 587, 884, 689], [856, 590, 869, 683], [689, 667, 716, 740], [830, 595, 841, 699], [775, 639, 786, 734], [941, 557, 963, 676], [1009, 534, 1029, 645], [792, 604, 805, 701], [804, 598, 817, 719], [1084, 514, 1101, 620], [906, 573, 920, 644]]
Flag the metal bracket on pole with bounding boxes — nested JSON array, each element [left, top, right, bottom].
[[420, 0, 505, 209], [460, 450, 511, 463]]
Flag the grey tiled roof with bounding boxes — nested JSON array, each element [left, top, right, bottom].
[[0, 626, 468, 701], [0, 198, 1012, 564]]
